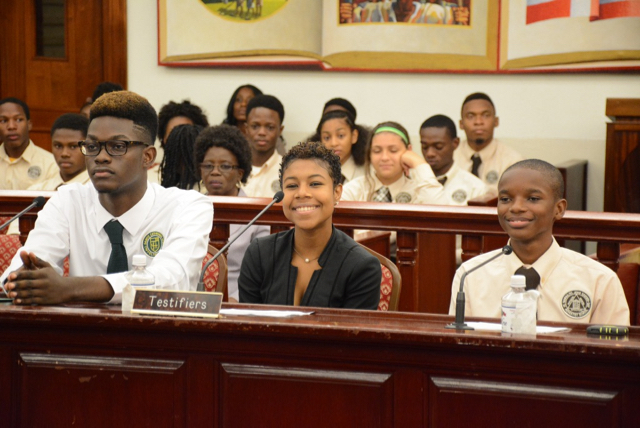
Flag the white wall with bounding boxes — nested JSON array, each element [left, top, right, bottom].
[[128, 0, 640, 212]]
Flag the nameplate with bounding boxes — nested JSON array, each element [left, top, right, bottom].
[[132, 290, 223, 319]]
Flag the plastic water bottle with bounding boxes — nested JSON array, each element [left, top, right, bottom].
[[122, 255, 155, 313], [501, 275, 539, 335]]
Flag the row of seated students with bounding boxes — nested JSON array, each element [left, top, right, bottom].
[[0, 89, 630, 325]]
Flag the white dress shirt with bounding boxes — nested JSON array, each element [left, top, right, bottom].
[[341, 163, 447, 205], [243, 151, 283, 198], [453, 138, 524, 194], [449, 238, 630, 325], [0, 141, 59, 190], [1, 182, 214, 303]]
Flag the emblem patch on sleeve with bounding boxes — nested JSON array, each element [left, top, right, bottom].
[[561, 290, 592, 319], [142, 231, 164, 257]]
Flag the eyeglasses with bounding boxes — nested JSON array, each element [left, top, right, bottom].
[[78, 140, 149, 156], [199, 163, 239, 174]]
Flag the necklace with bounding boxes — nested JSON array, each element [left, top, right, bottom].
[[293, 247, 319, 263]]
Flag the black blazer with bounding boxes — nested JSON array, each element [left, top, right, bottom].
[[239, 227, 381, 310]]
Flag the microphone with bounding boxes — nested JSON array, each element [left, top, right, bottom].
[[197, 191, 285, 292], [0, 196, 46, 232], [445, 245, 513, 330]]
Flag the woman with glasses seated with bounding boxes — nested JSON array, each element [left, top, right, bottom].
[[194, 125, 269, 302], [238, 141, 381, 310], [159, 124, 204, 192]]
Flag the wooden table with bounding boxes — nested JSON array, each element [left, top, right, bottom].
[[1, 303, 639, 427]]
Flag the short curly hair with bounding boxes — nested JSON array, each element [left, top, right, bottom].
[[157, 100, 209, 143], [280, 141, 342, 188], [246, 94, 284, 124], [194, 125, 253, 184], [502, 159, 565, 201], [90, 91, 158, 143], [51, 113, 89, 137]]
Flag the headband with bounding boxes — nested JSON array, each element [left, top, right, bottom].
[[374, 126, 409, 146]]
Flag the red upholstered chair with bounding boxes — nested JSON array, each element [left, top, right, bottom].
[[202, 245, 227, 298], [0, 235, 21, 275], [361, 245, 402, 312], [0, 217, 11, 235]]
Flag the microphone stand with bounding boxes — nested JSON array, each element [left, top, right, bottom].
[[197, 191, 284, 292], [0, 196, 46, 232], [445, 245, 513, 330]]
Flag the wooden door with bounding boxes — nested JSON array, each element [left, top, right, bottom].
[[0, 0, 127, 151]]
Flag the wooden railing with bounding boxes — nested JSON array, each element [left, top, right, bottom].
[[2, 192, 640, 315]]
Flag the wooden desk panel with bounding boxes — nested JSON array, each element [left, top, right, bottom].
[[1, 304, 639, 427]]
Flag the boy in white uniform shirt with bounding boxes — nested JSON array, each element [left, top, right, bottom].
[[0, 97, 59, 190], [453, 92, 523, 194], [242, 95, 284, 198], [420, 114, 487, 205], [449, 159, 629, 325], [1, 91, 213, 305]]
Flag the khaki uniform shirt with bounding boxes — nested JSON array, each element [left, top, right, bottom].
[[243, 151, 283, 198], [342, 163, 447, 205], [453, 138, 523, 194], [0, 141, 59, 190], [438, 162, 489, 206], [449, 239, 630, 325], [341, 156, 365, 184]]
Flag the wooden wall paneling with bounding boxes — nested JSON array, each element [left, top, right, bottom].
[[102, 0, 128, 88], [0, 1, 27, 101], [417, 232, 455, 314]]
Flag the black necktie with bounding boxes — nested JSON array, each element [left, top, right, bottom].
[[471, 154, 482, 177], [104, 220, 128, 274], [515, 266, 540, 291], [437, 176, 447, 186]]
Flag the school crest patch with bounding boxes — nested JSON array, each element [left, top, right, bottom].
[[395, 192, 412, 203], [27, 166, 42, 179], [452, 189, 468, 204], [271, 179, 281, 193], [561, 290, 592, 319], [142, 231, 164, 257], [485, 170, 499, 184]]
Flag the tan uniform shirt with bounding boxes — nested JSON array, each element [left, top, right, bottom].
[[453, 138, 523, 194], [341, 163, 447, 205], [341, 156, 365, 184], [0, 141, 59, 190], [438, 162, 489, 206], [243, 151, 283, 198], [449, 239, 630, 325]]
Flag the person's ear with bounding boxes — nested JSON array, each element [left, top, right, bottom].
[[452, 137, 460, 150], [554, 198, 567, 221], [279, 124, 284, 135], [351, 128, 359, 145], [334, 182, 343, 202], [142, 145, 157, 168], [27, 120, 32, 133], [494, 116, 500, 128]]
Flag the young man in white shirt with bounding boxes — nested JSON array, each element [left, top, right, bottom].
[[1, 91, 213, 305], [453, 92, 523, 194], [242, 94, 285, 198], [0, 97, 59, 190], [420, 114, 488, 205]]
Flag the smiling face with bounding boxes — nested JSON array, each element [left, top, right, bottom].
[[320, 117, 358, 165], [420, 126, 458, 177], [498, 167, 566, 247], [86, 116, 155, 198], [246, 107, 282, 157], [51, 128, 86, 182], [282, 159, 342, 233], [233, 87, 257, 123], [370, 132, 407, 185], [0, 102, 31, 157], [459, 99, 499, 151], [200, 146, 243, 196]]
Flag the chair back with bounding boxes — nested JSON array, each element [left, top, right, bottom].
[[361, 245, 402, 311], [202, 245, 228, 298], [617, 262, 640, 326], [0, 235, 21, 275]]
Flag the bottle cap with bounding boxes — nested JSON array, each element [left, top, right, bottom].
[[132, 254, 147, 267], [511, 274, 526, 288]]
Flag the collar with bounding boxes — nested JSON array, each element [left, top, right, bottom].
[[94, 182, 157, 236], [504, 238, 562, 290], [64, 170, 90, 185], [252, 151, 281, 176], [341, 156, 357, 181], [461, 138, 499, 161], [372, 171, 410, 200], [436, 162, 460, 182], [0, 140, 36, 163]]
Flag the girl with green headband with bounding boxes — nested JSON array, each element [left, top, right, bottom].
[[342, 121, 446, 205]]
